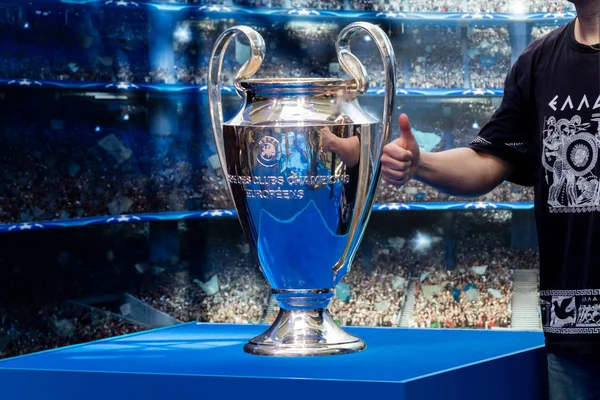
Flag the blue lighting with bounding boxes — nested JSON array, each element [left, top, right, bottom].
[[0, 202, 533, 234], [472, 121, 480, 129], [23, 22, 29, 29], [95, 126, 101, 132], [123, 114, 130, 121]]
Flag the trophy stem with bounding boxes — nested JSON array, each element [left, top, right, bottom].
[[244, 305, 366, 356]]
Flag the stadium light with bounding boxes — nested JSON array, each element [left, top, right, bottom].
[[174, 26, 191, 44], [509, 1, 526, 14], [412, 232, 432, 251], [472, 121, 480, 129]]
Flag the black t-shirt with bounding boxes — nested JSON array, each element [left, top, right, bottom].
[[469, 19, 600, 355]]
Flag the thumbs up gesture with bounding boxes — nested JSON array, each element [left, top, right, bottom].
[[381, 114, 421, 186]]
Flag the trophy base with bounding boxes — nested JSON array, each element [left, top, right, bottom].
[[244, 308, 366, 356]]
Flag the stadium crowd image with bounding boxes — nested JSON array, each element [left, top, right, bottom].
[[0, 0, 597, 399]]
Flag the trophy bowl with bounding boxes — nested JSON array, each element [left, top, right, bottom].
[[208, 23, 396, 356]]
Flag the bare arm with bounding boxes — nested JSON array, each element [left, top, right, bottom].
[[415, 148, 513, 197], [381, 115, 513, 197]]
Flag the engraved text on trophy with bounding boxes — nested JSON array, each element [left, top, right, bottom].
[[222, 125, 361, 203]]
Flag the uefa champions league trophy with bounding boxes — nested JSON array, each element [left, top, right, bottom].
[[208, 22, 396, 356]]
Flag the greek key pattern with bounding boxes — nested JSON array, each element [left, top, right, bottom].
[[549, 206, 600, 213], [539, 289, 600, 296], [544, 327, 600, 335]]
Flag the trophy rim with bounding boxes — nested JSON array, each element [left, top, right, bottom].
[[239, 77, 355, 92]]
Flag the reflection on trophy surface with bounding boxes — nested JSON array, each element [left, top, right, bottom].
[[209, 22, 396, 356]]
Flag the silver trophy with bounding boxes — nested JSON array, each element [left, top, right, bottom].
[[208, 22, 395, 356]]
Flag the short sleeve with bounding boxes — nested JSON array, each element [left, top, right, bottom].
[[468, 52, 536, 187]]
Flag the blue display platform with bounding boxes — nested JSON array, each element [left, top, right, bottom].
[[0, 323, 548, 400]]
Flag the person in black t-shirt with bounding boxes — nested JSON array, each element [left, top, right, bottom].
[[381, 1, 600, 398]]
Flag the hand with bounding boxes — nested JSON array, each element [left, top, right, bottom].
[[381, 114, 420, 186], [319, 127, 336, 153], [319, 127, 360, 168]]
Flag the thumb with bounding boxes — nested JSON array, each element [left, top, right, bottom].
[[398, 114, 416, 147]]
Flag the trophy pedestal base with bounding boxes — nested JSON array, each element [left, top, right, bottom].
[[244, 308, 366, 356]]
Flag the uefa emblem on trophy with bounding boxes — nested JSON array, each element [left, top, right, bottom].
[[208, 22, 396, 356], [256, 136, 281, 167]]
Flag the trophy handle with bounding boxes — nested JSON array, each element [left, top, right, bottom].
[[336, 22, 396, 129], [333, 23, 396, 279], [208, 26, 265, 178]]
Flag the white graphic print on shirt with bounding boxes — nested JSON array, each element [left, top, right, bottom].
[[542, 95, 600, 212], [539, 95, 600, 336], [540, 290, 600, 334]]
